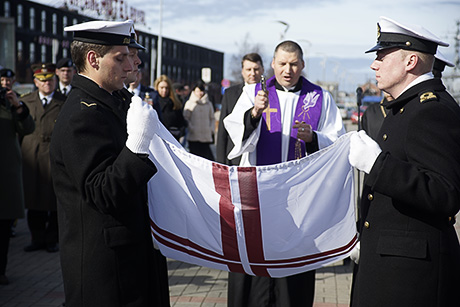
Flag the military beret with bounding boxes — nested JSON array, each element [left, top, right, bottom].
[[0, 68, 15, 78], [56, 58, 74, 69]]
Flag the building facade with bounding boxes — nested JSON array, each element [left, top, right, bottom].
[[0, 0, 224, 86]]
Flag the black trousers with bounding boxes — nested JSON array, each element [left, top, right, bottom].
[[0, 220, 13, 275], [26, 210, 58, 246], [228, 270, 315, 307], [188, 141, 215, 161]]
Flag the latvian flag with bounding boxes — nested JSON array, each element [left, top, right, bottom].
[[147, 125, 357, 278]]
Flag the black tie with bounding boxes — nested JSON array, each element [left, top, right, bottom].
[[42, 97, 48, 106], [63, 88, 67, 96]]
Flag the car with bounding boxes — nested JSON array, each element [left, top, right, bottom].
[[351, 106, 367, 125]]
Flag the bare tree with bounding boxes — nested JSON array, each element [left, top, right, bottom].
[[229, 33, 264, 83]]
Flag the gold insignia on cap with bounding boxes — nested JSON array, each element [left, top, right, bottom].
[[81, 101, 97, 107], [420, 92, 437, 103], [377, 23, 381, 40], [123, 37, 130, 44]]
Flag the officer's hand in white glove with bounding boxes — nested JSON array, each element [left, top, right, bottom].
[[126, 96, 159, 154], [349, 130, 382, 174], [350, 241, 360, 264]]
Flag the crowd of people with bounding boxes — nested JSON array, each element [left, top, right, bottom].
[[1, 15, 459, 307]]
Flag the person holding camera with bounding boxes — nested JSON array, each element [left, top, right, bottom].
[[0, 68, 35, 284], [20, 63, 66, 253]]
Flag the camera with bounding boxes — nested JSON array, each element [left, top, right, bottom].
[[0, 87, 8, 106]]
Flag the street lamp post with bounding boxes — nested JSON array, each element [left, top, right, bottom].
[[156, 0, 163, 79]]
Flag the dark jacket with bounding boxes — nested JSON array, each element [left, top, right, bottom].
[[0, 100, 34, 219], [352, 78, 460, 307], [216, 83, 244, 165], [50, 75, 169, 307], [21, 90, 66, 211], [158, 96, 187, 140]]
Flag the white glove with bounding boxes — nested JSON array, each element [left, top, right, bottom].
[[126, 96, 159, 154], [350, 241, 360, 264], [349, 130, 382, 174]]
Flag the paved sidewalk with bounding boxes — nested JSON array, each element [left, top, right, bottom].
[[0, 219, 354, 307]]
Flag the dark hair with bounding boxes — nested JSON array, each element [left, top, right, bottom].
[[274, 40, 303, 60], [241, 53, 264, 68], [70, 41, 114, 73], [192, 80, 206, 92]]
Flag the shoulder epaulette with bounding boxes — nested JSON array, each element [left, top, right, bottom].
[[80, 100, 97, 108], [419, 91, 438, 104]]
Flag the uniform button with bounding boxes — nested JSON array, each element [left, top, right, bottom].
[[364, 221, 370, 229], [400, 108, 404, 114], [382, 134, 388, 141], [368, 194, 374, 201]]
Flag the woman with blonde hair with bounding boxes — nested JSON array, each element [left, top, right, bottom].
[[154, 75, 187, 140]]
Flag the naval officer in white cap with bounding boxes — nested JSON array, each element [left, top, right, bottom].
[[50, 20, 170, 307], [349, 16, 460, 307]]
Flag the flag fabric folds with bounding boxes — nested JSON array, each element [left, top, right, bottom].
[[147, 125, 357, 278]]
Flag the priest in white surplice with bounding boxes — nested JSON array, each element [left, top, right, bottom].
[[223, 40, 346, 307]]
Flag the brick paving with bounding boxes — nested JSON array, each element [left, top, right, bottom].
[[0, 218, 356, 307]]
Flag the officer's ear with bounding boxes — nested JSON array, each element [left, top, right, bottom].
[[87, 51, 100, 70]]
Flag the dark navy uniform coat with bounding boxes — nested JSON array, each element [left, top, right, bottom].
[[352, 78, 460, 307], [50, 75, 169, 307]]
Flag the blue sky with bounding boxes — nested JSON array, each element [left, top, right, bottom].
[[37, 0, 460, 91]]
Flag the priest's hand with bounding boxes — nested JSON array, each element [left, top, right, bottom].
[[251, 90, 268, 119], [293, 120, 313, 143], [349, 130, 382, 174]]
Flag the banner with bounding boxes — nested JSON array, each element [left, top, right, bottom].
[[147, 125, 357, 278]]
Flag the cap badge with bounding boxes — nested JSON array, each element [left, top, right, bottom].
[[123, 37, 130, 44], [377, 23, 381, 40]]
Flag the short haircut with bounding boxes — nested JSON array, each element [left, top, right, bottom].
[[70, 40, 114, 73], [241, 53, 263, 68], [274, 40, 304, 60]]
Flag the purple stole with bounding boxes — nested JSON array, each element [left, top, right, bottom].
[[254, 76, 323, 165]]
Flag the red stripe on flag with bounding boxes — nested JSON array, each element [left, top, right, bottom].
[[212, 163, 245, 273], [150, 217, 357, 273], [237, 167, 269, 276]]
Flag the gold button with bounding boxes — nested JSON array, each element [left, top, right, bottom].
[[400, 108, 404, 114], [368, 194, 374, 201], [406, 41, 412, 46], [382, 134, 388, 141], [364, 221, 370, 229]]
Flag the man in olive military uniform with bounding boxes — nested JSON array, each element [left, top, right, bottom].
[[21, 63, 66, 253], [49, 20, 170, 306], [349, 16, 460, 306]]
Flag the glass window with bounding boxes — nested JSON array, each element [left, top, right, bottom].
[[4, 1, 10, 17], [41, 45, 46, 63], [17, 4, 23, 27], [17, 41, 23, 61], [29, 43, 35, 63], [52, 14, 57, 34], [63, 48, 68, 58], [29, 8, 35, 30], [41, 11, 46, 32], [63, 16, 68, 36]]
